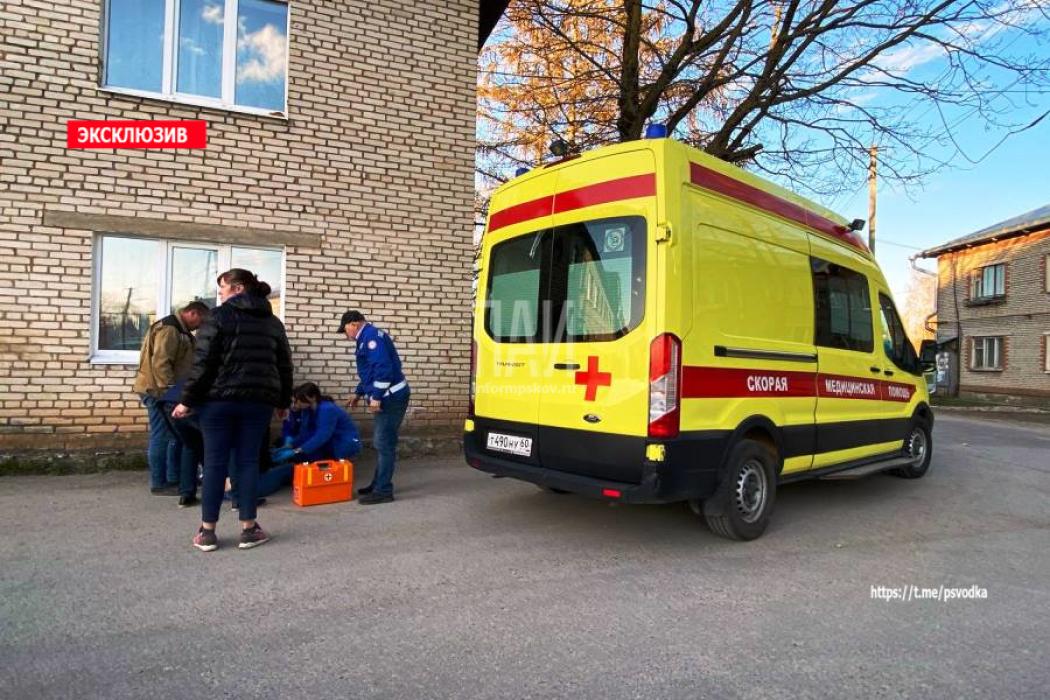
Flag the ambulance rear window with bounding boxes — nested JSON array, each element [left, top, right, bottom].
[[485, 216, 646, 343], [486, 232, 545, 341]]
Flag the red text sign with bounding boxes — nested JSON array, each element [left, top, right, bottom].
[[66, 120, 207, 149]]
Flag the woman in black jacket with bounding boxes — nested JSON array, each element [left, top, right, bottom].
[[173, 269, 293, 552]]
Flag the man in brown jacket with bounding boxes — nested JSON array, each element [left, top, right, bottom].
[[133, 301, 209, 499]]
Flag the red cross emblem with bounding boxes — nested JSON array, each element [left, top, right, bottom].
[[575, 355, 612, 401]]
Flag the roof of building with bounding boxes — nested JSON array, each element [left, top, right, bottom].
[[919, 203, 1050, 258]]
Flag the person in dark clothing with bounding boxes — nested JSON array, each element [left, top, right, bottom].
[[173, 269, 293, 552], [260, 382, 362, 497]]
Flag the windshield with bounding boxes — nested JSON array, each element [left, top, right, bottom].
[[485, 215, 646, 343]]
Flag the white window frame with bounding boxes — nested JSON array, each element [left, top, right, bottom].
[[970, 263, 1005, 301], [90, 233, 286, 364], [970, 336, 1004, 371], [1044, 332, 1050, 373], [100, 0, 291, 118], [1045, 254, 1049, 293]]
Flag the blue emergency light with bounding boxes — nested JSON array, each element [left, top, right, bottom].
[[515, 167, 529, 177], [645, 123, 668, 139]]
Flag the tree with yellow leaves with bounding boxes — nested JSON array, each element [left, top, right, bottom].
[[479, 0, 1050, 199]]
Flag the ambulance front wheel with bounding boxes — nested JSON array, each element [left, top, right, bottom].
[[697, 439, 777, 541], [890, 420, 933, 479]]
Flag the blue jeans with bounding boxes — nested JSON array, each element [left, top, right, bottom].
[[370, 389, 409, 496], [142, 395, 177, 489], [198, 401, 273, 523], [168, 409, 203, 497], [258, 463, 293, 497]]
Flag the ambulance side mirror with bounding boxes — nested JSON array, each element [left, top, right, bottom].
[[918, 340, 937, 372]]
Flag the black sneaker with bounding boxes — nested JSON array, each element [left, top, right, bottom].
[[239, 523, 270, 549], [356, 484, 374, 496], [359, 492, 394, 505], [178, 494, 198, 508], [151, 485, 180, 496], [193, 527, 218, 552], [231, 497, 267, 510]]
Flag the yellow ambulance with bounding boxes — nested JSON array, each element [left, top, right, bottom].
[[465, 132, 936, 540]]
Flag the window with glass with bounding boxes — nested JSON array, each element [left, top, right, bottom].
[[484, 216, 646, 343], [878, 293, 920, 374], [971, 336, 1004, 370], [93, 235, 284, 362], [102, 0, 289, 115], [970, 263, 1005, 301], [811, 258, 874, 353]]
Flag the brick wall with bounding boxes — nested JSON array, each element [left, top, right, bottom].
[[934, 228, 1050, 399], [0, 0, 478, 448]]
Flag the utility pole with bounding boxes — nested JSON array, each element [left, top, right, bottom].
[[868, 145, 877, 253]]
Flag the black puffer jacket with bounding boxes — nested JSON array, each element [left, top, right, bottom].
[[181, 293, 293, 409]]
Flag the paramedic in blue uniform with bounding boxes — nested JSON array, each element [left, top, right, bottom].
[[338, 310, 410, 505]]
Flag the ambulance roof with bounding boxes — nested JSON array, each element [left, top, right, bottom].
[[493, 138, 869, 258]]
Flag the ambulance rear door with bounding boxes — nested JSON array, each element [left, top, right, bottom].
[[535, 150, 659, 484], [473, 182, 557, 467]]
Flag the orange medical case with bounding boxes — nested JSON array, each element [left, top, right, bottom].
[[292, 459, 354, 507]]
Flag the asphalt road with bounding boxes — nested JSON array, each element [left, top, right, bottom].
[[1, 412, 1048, 699]]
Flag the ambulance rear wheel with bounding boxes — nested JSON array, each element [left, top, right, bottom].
[[890, 420, 932, 479], [701, 439, 777, 541]]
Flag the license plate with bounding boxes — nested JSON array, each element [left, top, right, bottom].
[[486, 432, 533, 457]]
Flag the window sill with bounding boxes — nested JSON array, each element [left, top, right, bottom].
[[98, 86, 288, 122], [965, 296, 1006, 307], [90, 353, 139, 366], [969, 367, 1004, 372]]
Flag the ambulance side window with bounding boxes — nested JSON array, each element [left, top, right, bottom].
[[485, 231, 549, 342], [811, 258, 874, 353], [878, 293, 920, 373]]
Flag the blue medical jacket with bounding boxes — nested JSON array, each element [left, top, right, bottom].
[[292, 400, 361, 459], [353, 323, 407, 402]]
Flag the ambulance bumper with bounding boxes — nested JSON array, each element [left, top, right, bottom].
[[464, 422, 724, 504]]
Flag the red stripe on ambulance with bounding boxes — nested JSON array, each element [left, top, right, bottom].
[[681, 366, 916, 402], [881, 381, 916, 402], [487, 195, 554, 233], [818, 374, 878, 400], [682, 367, 817, 398], [487, 173, 656, 233], [688, 162, 867, 252], [553, 173, 656, 214]]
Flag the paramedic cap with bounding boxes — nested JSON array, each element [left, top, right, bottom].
[[337, 310, 366, 333]]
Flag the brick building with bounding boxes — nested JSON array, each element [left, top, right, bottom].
[[0, 0, 508, 458], [919, 205, 1050, 406]]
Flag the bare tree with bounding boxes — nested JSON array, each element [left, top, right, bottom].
[[479, 0, 1050, 197]]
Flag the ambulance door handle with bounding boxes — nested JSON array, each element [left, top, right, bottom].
[[869, 366, 881, 373], [554, 363, 581, 370]]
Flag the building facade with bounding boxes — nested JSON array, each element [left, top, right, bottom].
[[0, 0, 503, 455], [920, 205, 1050, 406]]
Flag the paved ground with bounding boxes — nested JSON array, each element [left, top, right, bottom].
[[1, 413, 1048, 699]]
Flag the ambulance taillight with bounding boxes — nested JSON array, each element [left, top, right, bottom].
[[469, 339, 477, 416], [648, 333, 681, 439]]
